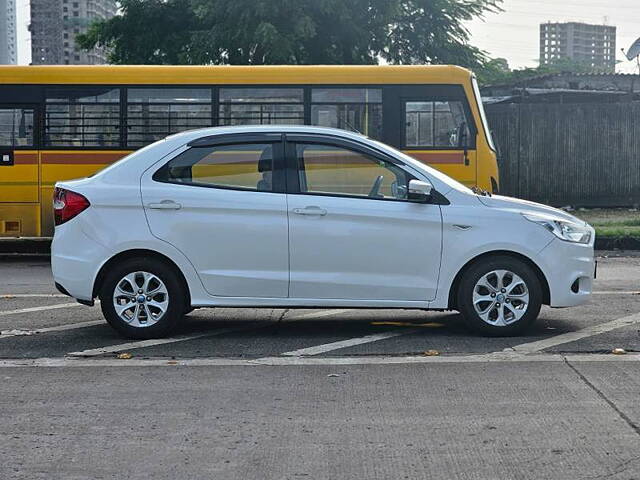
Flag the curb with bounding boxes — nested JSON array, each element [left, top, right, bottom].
[[595, 237, 640, 251], [0, 238, 52, 255]]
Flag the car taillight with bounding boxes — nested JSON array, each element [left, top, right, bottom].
[[53, 187, 90, 226]]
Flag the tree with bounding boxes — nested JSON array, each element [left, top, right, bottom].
[[475, 57, 510, 85], [77, 0, 201, 64], [78, 0, 502, 68]]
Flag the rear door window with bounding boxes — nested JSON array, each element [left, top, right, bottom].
[[154, 141, 283, 193]]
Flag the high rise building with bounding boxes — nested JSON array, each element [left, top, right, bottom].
[[30, 0, 117, 64], [0, 0, 17, 64], [540, 22, 617, 73]]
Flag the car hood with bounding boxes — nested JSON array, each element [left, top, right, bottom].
[[476, 194, 585, 224]]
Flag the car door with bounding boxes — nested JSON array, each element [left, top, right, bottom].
[[285, 134, 442, 302], [141, 133, 289, 298]]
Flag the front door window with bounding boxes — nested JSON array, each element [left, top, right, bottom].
[[295, 143, 413, 201]]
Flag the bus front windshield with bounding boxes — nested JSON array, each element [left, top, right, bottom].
[[471, 77, 496, 152]]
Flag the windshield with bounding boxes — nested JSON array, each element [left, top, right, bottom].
[[471, 77, 496, 152]]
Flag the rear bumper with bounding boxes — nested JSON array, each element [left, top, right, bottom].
[[539, 238, 595, 307], [51, 221, 110, 302], [54, 281, 94, 305], [54, 281, 71, 297]]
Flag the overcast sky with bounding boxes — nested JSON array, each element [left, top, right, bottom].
[[466, 0, 640, 73], [15, 0, 640, 72]]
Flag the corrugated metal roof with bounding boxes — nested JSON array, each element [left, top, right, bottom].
[[484, 72, 640, 89]]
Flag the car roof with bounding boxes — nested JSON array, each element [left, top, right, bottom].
[[166, 125, 371, 144], [88, 122, 464, 199]]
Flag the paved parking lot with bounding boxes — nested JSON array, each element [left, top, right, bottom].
[[2, 254, 640, 360], [2, 254, 640, 479]]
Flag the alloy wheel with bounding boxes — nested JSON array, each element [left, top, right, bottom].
[[472, 269, 530, 326], [112, 271, 169, 328]]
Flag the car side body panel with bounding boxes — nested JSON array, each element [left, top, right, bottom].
[[430, 189, 550, 310], [51, 125, 593, 316], [51, 176, 211, 305]]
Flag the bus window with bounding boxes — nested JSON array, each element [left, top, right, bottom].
[[405, 100, 470, 149], [127, 88, 212, 147], [45, 87, 120, 148], [0, 108, 34, 147], [218, 88, 304, 126], [310, 88, 382, 139]]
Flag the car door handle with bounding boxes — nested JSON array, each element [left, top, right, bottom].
[[293, 206, 327, 216], [147, 200, 182, 210]]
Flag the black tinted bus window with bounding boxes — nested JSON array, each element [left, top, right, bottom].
[[218, 88, 304, 126], [45, 87, 120, 148], [405, 100, 470, 148], [310, 88, 382, 139], [0, 108, 34, 147], [127, 88, 212, 148]]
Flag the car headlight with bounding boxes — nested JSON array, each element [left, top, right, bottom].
[[522, 213, 592, 244]]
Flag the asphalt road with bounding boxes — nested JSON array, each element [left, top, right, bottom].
[[2, 254, 640, 479]]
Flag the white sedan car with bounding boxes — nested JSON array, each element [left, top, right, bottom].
[[51, 126, 595, 339]]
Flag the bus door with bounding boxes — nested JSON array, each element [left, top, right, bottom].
[[0, 104, 40, 237], [383, 85, 477, 188]]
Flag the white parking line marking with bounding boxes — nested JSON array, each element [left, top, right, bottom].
[[258, 352, 561, 365], [67, 309, 350, 357], [0, 302, 82, 317], [3, 352, 640, 368], [592, 291, 640, 295], [507, 311, 640, 353], [281, 329, 420, 357], [1, 294, 68, 298], [66, 322, 276, 357], [67, 328, 240, 357], [0, 320, 105, 339], [286, 309, 350, 321]]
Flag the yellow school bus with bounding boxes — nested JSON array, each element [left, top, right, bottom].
[[0, 65, 498, 237]]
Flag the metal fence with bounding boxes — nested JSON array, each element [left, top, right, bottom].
[[485, 102, 640, 207]]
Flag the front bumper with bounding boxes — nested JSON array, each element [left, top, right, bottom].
[[538, 237, 595, 307]]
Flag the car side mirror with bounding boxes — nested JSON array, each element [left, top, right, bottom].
[[408, 179, 433, 203]]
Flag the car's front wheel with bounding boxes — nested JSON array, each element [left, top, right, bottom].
[[457, 256, 543, 336], [99, 258, 186, 339]]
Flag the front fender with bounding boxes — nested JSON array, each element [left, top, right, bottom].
[[430, 203, 554, 309]]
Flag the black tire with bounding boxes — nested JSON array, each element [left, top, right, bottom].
[[99, 257, 186, 339], [456, 255, 542, 337]]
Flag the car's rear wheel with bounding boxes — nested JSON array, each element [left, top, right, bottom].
[[457, 256, 542, 336], [99, 258, 186, 339]]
